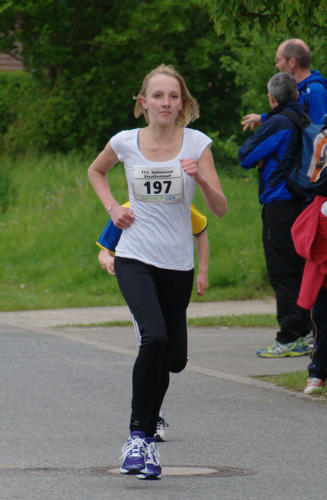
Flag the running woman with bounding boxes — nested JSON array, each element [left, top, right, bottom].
[[88, 64, 227, 479], [97, 203, 210, 441]]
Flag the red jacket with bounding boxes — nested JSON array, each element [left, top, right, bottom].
[[291, 196, 327, 310]]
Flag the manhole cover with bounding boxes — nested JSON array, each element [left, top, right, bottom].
[[105, 465, 255, 477], [0, 465, 256, 478]]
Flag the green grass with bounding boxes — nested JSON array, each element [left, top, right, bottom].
[[58, 313, 278, 329], [187, 313, 277, 327], [192, 173, 269, 302], [259, 371, 327, 398], [0, 152, 271, 311], [58, 320, 134, 328]]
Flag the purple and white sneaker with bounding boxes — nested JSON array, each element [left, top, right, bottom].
[[136, 437, 161, 480], [120, 431, 146, 474]]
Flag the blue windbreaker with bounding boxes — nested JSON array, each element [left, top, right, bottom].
[[297, 70, 327, 124], [239, 101, 305, 205]]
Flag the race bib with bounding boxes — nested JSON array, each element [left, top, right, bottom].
[[132, 165, 184, 202]]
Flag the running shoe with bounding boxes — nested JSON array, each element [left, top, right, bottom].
[[154, 415, 169, 442], [120, 431, 146, 474], [256, 337, 310, 358], [304, 377, 325, 394], [136, 438, 161, 480]]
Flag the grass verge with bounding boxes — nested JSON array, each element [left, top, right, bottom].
[[188, 314, 277, 327], [258, 372, 327, 398], [57, 313, 278, 329]]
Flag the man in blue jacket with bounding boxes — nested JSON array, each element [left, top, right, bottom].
[[275, 39, 327, 123], [242, 39, 327, 130], [239, 72, 312, 357]]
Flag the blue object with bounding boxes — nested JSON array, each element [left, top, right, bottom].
[[120, 431, 146, 475], [96, 218, 122, 252], [277, 109, 327, 197]]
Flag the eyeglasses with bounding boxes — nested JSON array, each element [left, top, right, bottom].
[[275, 56, 290, 64]]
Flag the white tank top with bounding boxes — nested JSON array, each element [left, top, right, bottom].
[[110, 127, 212, 270]]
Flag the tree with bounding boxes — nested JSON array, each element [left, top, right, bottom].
[[202, 0, 327, 36], [0, 0, 241, 156]]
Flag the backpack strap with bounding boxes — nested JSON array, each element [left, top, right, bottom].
[[273, 149, 304, 199], [277, 109, 311, 130], [273, 151, 291, 178]]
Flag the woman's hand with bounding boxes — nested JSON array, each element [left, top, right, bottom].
[[110, 203, 135, 229], [180, 158, 202, 183], [182, 149, 227, 218]]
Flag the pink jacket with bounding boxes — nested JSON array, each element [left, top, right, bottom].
[[291, 196, 327, 310]]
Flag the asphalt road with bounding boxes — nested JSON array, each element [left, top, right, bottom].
[[0, 309, 326, 500]]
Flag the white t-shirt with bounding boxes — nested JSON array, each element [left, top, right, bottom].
[[110, 127, 212, 270]]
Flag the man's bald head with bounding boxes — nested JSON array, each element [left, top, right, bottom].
[[281, 39, 311, 69], [275, 39, 311, 81]]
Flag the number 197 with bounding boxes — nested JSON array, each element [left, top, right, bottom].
[[144, 180, 172, 194]]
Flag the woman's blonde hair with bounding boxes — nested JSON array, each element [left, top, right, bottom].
[[133, 64, 200, 127]]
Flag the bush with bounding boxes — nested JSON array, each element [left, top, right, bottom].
[[209, 130, 242, 173], [0, 72, 40, 136], [0, 72, 42, 155], [0, 74, 38, 211]]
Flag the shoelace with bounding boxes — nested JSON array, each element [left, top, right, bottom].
[[120, 437, 146, 459], [145, 442, 160, 466], [156, 417, 169, 429]]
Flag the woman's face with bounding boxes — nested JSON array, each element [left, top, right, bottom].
[[140, 74, 183, 126]]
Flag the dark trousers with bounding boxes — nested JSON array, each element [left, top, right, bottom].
[[309, 287, 327, 381], [114, 256, 194, 437], [262, 200, 311, 343]]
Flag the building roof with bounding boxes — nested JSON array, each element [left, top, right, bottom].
[[0, 52, 25, 71]]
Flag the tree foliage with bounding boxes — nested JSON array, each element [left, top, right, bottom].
[[219, 28, 327, 115], [0, 0, 241, 157], [203, 0, 327, 36], [202, 1, 327, 151], [5, 1, 326, 163]]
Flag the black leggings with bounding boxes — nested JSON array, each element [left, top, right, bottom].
[[114, 256, 194, 437]]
